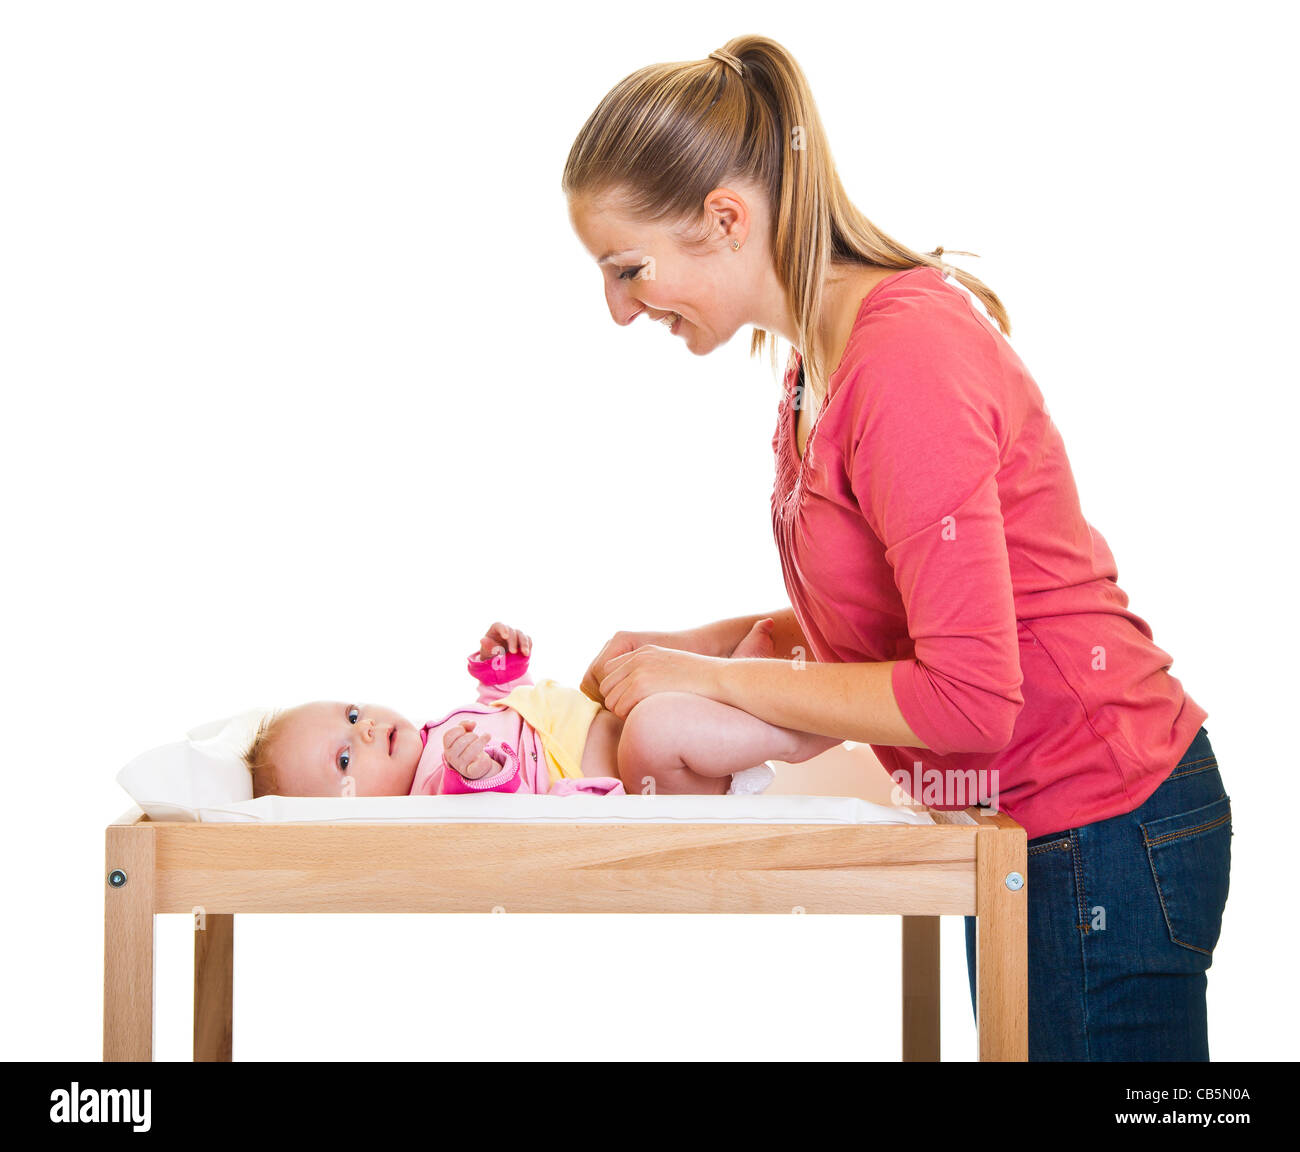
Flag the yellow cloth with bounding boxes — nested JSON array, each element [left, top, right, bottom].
[[490, 679, 601, 785]]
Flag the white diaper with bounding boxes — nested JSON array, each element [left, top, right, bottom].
[[727, 762, 776, 796]]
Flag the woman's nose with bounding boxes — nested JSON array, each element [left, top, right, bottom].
[[605, 281, 644, 326]]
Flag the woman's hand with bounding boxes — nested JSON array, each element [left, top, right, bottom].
[[581, 617, 777, 706], [479, 621, 532, 660], [596, 645, 722, 719], [580, 630, 671, 703]]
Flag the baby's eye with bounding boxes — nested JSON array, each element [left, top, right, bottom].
[[338, 749, 350, 772], [347, 706, 360, 724], [618, 264, 646, 281]]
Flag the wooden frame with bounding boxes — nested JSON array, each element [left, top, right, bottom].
[[103, 801, 1026, 1062]]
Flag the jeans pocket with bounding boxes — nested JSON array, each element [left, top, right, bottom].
[[1140, 793, 1232, 956], [1028, 834, 1072, 857]]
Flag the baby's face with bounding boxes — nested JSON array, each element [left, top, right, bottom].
[[269, 701, 422, 797]]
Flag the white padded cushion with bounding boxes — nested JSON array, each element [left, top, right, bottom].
[[117, 709, 268, 820], [182, 794, 936, 825]]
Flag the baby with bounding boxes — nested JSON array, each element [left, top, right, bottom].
[[243, 620, 841, 799]]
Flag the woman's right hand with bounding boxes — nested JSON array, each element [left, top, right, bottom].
[[580, 613, 787, 704], [581, 630, 678, 704]]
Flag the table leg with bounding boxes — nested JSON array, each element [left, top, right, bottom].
[[194, 913, 234, 1061], [902, 915, 941, 1061], [104, 824, 155, 1061], [975, 827, 1028, 1061]]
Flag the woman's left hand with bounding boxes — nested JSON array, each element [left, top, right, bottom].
[[597, 645, 721, 718]]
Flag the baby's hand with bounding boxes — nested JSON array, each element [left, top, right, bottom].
[[479, 621, 532, 661], [443, 719, 501, 780]]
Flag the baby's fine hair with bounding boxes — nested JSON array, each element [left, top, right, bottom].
[[243, 709, 288, 798]]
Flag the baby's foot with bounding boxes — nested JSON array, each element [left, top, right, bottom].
[[732, 617, 776, 659]]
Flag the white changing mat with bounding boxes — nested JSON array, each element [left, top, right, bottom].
[[192, 793, 935, 825], [118, 710, 935, 826]]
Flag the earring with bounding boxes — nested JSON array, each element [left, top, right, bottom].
[[732, 240, 740, 250]]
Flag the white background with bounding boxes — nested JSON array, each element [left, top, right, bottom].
[[2, 0, 1295, 1062]]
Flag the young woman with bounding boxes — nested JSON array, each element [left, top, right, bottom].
[[563, 35, 1230, 1061]]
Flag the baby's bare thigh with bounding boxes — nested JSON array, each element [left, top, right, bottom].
[[580, 707, 624, 778]]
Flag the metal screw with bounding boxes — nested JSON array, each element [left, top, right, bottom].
[[1005, 871, 1024, 891], [107, 869, 127, 888]]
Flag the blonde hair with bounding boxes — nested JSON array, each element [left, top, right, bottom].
[[242, 709, 287, 799], [562, 34, 1011, 402]]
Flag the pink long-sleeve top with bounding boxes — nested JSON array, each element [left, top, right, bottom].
[[771, 265, 1207, 841], [408, 651, 624, 796]]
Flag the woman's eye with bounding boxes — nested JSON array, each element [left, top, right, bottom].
[[347, 706, 360, 724], [618, 264, 646, 281], [338, 749, 350, 772]]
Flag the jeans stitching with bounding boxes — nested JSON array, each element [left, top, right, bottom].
[[1168, 763, 1218, 781], [1072, 829, 1091, 936], [1168, 755, 1219, 781], [1029, 838, 1071, 856], [1144, 847, 1213, 957], [1143, 808, 1231, 848], [1141, 801, 1230, 956], [1068, 830, 1093, 1059]]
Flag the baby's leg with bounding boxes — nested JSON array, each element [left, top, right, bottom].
[[612, 692, 842, 795], [576, 617, 786, 792]]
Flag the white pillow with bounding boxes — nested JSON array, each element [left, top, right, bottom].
[[117, 709, 268, 820]]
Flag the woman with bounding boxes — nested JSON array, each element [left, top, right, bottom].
[[563, 35, 1230, 1061]]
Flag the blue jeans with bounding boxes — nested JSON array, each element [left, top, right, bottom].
[[964, 725, 1231, 1060]]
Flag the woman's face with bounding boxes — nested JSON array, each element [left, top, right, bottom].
[[567, 186, 765, 356]]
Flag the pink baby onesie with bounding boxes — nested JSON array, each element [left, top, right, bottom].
[[408, 649, 626, 796]]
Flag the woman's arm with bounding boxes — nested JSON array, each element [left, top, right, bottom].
[[581, 607, 810, 702], [683, 607, 812, 660], [597, 639, 931, 750], [710, 657, 929, 750], [654, 611, 927, 748]]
